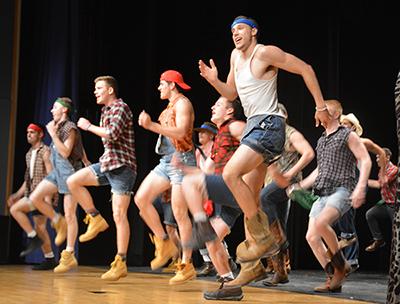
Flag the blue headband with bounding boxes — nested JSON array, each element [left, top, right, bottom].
[[231, 18, 257, 29]]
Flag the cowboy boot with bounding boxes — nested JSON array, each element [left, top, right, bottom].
[[262, 251, 289, 286], [236, 210, 279, 263], [330, 250, 351, 291], [225, 259, 267, 287]]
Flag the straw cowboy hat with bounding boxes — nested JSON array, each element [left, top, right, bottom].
[[340, 113, 363, 136]]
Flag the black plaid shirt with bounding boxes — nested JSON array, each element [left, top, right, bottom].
[[313, 126, 357, 196], [99, 99, 136, 173]]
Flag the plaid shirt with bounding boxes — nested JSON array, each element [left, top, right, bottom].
[[313, 126, 357, 196], [210, 118, 240, 175], [100, 99, 136, 173], [56, 119, 84, 170], [381, 161, 398, 204], [24, 143, 50, 196]]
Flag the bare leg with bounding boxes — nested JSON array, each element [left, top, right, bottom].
[[63, 194, 78, 249], [112, 193, 131, 254]]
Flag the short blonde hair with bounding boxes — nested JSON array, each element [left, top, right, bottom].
[[325, 99, 343, 119]]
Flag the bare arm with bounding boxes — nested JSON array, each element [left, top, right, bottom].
[[228, 120, 246, 141], [283, 131, 315, 180], [368, 179, 380, 189], [348, 132, 372, 208], [42, 147, 53, 174], [299, 167, 319, 190], [47, 121, 77, 159], [77, 117, 108, 139], [259, 45, 329, 127], [198, 52, 239, 101]]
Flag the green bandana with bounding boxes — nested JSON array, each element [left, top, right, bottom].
[[55, 98, 72, 111]]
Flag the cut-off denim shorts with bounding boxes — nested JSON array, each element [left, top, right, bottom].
[[241, 114, 286, 165], [90, 162, 136, 196], [309, 187, 352, 219], [152, 150, 196, 185]]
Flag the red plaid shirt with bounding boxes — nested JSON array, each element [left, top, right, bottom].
[[381, 161, 398, 204], [210, 119, 240, 175], [99, 99, 137, 173]]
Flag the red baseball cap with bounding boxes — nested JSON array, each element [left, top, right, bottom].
[[160, 70, 191, 90]]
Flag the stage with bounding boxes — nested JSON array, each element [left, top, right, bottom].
[[0, 265, 386, 303]]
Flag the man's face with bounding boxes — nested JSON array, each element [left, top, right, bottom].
[[27, 129, 41, 145], [211, 97, 230, 124], [94, 80, 111, 105], [341, 119, 355, 131], [231, 23, 254, 50]]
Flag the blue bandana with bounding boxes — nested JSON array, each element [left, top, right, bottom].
[[231, 18, 257, 29]]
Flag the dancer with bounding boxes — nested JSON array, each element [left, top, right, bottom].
[[198, 15, 330, 266], [289, 99, 371, 292], [134, 70, 196, 285], [67, 75, 137, 281], [30, 97, 85, 273], [8, 123, 56, 270]]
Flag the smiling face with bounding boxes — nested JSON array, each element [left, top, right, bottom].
[[211, 97, 232, 126], [50, 101, 67, 123], [231, 23, 257, 51], [94, 80, 113, 105]]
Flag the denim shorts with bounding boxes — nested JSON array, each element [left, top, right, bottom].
[[152, 150, 196, 185], [205, 174, 242, 228], [241, 114, 285, 165], [45, 162, 77, 195], [153, 195, 177, 227], [90, 163, 136, 195], [309, 187, 352, 218]]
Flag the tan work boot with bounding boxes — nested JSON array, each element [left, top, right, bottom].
[[169, 261, 196, 285], [79, 214, 109, 242], [52, 215, 67, 246], [236, 210, 279, 263], [262, 251, 289, 286], [162, 257, 181, 273], [226, 259, 267, 286], [101, 255, 128, 281], [54, 250, 78, 273], [283, 248, 291, 273], [150, 235, 179, 270]]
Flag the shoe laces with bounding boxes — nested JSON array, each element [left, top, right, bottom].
[[83, 214, 91, 225]]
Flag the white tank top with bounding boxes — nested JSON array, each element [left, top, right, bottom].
[[234, 44, 281, 118]]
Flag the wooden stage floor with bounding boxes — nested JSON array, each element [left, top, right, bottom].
[[0, 265, 382, 304]]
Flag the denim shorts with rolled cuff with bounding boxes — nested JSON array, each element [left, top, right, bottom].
[[89, 162, 136, 196], [241, 114, 286, 165], [152, 150, 196, 185], [309, 187, 352, 219]]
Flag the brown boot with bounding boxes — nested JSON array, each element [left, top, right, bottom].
[[236, 211, 279, 263], [226, 259, 267, 287], [330, 250, 351, 291], [262, 251, 289, 287], [265, 257, 274, 274], [283, 248, 291, 273], [150, 235, 179, 270], [314, 275, 342, 293]]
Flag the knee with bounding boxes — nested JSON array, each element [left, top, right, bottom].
[[365, 209, 373, 221], [222, 170, 237, 187], [112, 210, 126, 224], [9, 204, 18, 217], [66, 175, 77, 191], [134, 192, 146, 210]]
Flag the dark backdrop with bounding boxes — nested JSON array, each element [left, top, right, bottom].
[[7, 0, 399, 271]]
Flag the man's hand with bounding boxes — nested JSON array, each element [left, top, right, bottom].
[[138, 110, 152, 129], [315, 110, 330, 128], [77, 117, 92, 131], [351, 186, 367, 209], [46, 120, 57, 137], [198, 59, 218, 84]]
